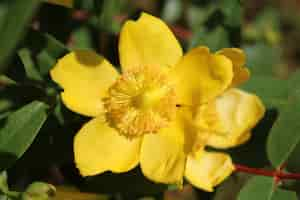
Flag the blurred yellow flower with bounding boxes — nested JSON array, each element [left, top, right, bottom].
[[50, 13, 265, 192], [47, 0, 73, 7]]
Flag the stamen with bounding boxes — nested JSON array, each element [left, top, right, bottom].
[[104, 66, 177, 138]]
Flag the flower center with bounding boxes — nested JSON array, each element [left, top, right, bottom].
[[104, 67, 176, 138]]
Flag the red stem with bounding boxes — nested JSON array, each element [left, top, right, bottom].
[[235, 164, 300, 180]]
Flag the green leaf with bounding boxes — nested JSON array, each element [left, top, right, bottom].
[[35, 33, 69, 76], [187, 4, 217, 31], [214, 173, 251, 200], [241, 76, 289, 108], [267, 95, 300, 167], [238, 176, 274, 200], [189, 26, 229, 51], [0, 172, 9, 194], [244, 43, 282, 76], [98, 0, 122, 33], [0, 0, 40, 71], [246, 72, 300, 168], [18, 48, 43, 81], [23, 31, 69, 77], [0, 101, 48, 170], [219, 0, 241, 27], [272, 189, 297, 200], [0, 75, 16, 86], [161, 0, 182, 23], [238, 176, 297, 200], [70, 26, 93, 50]]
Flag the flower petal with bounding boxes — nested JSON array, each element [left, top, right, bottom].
[[140, 112, 186, 185], [195, 88, 265, 149], [50, 50, 119, 116], [170, 47, 233, 105], [217, 48, 250, 86], [119, 12, 183, 71], [184, 151, 234, 192], [74, 117, 142, 176], [47, 0, 73, 7]]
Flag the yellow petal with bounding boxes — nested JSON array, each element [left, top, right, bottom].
[[196, 88, 265, 149], [119, 12, 183, 71], [170, 47, 233, 106], [50, 50, 119, 117], [140, 112, 186, 185], [217, 48, 250, 86], [47, 0, 73, 7], [184, 151, 234, 192], [74, 117, 142, 176]]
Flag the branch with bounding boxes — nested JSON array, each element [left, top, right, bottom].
[[235, 164, 300, 181]]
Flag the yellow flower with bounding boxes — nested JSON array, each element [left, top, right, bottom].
[[47, 0, 73, 7], [50, 13, 265, 192]]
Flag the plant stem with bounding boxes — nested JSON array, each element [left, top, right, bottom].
[[235, 164, 300, 180]]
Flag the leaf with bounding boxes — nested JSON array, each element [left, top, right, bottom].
[[267, 94, 300, 167], [241, 76, 289, 108], [219, 0, 241, 27], [98, 0, 122, 33], [187, 4, 217, 31], [189, 26, 229, 51], [23, 30, 69, 77], [244, 43, 282, 76], [70, 26, 93, 50], [272, 189, 297, 200], [161, 0, 182, 23], [18, 48, 43, 81], [0, 0, 40, 71], [0, 172, 9, 194], [243, 72, 300, 168], [238, 176, 297, 200], [0, 101, 48, 170], [214, 172, 251, 200]]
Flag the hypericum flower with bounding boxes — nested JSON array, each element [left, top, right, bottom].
[[50, 13, 265, 191]]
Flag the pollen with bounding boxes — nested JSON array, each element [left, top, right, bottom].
[[104, 66, 177, 138]]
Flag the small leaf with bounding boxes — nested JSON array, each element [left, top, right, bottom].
[[0, 0, 40, 71], [18, 48, 43, 81], [0, 101, 48, 170], [23, 31, 69, 77], [0, 172, 9, 194]]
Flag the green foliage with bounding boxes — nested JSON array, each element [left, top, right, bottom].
[[0, 101, 48, 171], [238, 176, 297, 200], [0, 0, 40, 71]]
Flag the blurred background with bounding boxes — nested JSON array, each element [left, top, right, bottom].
[[1, 0, 300, 199]]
